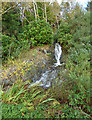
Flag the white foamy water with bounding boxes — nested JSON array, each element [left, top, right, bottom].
[[54, 43, 62, 66], [28, 43, 62, 88]]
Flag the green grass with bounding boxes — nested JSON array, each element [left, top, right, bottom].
[[2, 103, 48, 118], [1, 81, 91, 119], [2, 102, 91, 119], [1, 44, 91, 119]]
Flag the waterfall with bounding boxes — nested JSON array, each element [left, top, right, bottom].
[[54, 43, 62, 66], [28, 43, 62, 88]]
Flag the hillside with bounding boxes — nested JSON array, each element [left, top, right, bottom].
[[1, 1, 91, 119]]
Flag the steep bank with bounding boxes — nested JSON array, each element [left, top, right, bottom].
[[1, 44, 66, 90], [1, 45, 51, 88]]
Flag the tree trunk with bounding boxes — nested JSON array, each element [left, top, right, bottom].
[[44, 3, 47, 22], [33, 0, 36, 20], [56, 15, 59, 29], [35, 2, 39, 19]]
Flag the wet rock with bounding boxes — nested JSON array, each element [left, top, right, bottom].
[[29, 66, 63, 89]]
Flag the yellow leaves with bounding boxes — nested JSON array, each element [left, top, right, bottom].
[[39, 94, 47, 103], [52, 100, 60, 106], [2, 58, 34, 89], [24, 80, 30, 84], [10, 73, 13, 77], [21, 106, 34, 112], [70, 67, 72, 70], [17, 67, 21, 71], [23, 61, 26, 64], [24, 102, 33, 106], [26, 68, 30, 71], [36, 14, 39, 17], [12, 61, 15, 64], [4, 76, 8, 79], [15, 73, 19, 76], [14, 71, 16, 74], [44, 17, 46, 20], [46, 89, 50, 95], [1, 71, 9, 79], [21, 102, 34, 112], [27, 106, 34, 111]]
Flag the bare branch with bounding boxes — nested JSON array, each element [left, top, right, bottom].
[[25, 16, 30, 24], [2, 4, 18, 15]]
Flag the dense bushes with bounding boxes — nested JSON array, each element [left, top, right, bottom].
[[52, 11, 91, 117], [2, 3, 21, 36], [65, 12, 91, 115], [2, 34, 30, 61], [21, 20, 53, 46], [2, 19, 53, 62], [53, 22, 72, 52]]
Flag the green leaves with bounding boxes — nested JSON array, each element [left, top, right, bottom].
[[32, 91, 42, 98], [63, 11, 91, 118], [22, 20, 53, 47], [39, 98, 55, 105], [2, 19, 54, 62], [2, 34, 30, 62], [2, 3, 21, 36], [54, 22, 72, 52]]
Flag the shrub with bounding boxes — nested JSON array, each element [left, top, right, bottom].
[[2, 20, 53, 62], [21, 19, 54, 47], [2, 3, 21, 36], [53, 22, 72, 52], [64, 12, 91, 116], [2, 34, 30, 61], [2, 35, 11, 60], [51, 11, 91, 118]]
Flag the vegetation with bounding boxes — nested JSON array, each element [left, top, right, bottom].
[[21, 20, 53, 46], [1, 1, 91, 119], [2, 34, 30, 61]]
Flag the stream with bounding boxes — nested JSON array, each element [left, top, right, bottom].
[[28, 43, 65, 89], [1, 43, 66, 90]]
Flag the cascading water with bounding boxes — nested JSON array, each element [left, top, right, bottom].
[[54, 43, 62, 67], [28, 43, 63, 88]]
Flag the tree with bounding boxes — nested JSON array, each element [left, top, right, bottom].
[[85, 1, 92, 11], [60, 1, 85, 26], [46, 1, 61, 30], [2, 2, 21, 36]]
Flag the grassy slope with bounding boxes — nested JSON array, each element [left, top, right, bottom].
[[1, 45, 91, 119]]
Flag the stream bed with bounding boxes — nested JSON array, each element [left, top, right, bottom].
[[1, 44, 66, 90]]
